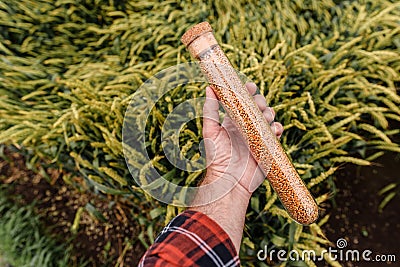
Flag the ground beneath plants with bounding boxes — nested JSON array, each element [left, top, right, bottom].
[[1, 149, 399, 267], [322, 152, 400, 267], [0, 150, 146, 266]]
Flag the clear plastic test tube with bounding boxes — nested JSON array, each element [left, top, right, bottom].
[[181, 22, 318, 225]]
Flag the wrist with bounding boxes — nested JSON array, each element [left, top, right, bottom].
[[189, 172, 252, 253], [201, 171, 253, 200]]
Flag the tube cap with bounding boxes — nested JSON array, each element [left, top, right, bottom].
[[181, 22, 213, 47]]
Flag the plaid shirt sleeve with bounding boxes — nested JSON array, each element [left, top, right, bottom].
[[138, 210, 240, 267]]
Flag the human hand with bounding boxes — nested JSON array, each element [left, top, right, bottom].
[[189, 82, 284, 252], [202, 82, 284, 195]]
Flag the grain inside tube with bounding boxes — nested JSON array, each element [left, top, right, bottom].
[[181, 22, 319, 225]]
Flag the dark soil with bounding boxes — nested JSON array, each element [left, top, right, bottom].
[[322, 152, 400, 267], [1, 148, 399, 267], [0, 150, 146, 266]]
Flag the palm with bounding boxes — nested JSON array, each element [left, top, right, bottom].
[[208, 117, 262, 190], [202, 83, 283, 193]]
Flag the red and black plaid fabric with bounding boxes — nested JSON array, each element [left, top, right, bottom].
[[138, 210, 240, 267]]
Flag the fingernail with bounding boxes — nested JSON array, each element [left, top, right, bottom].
[[269, 107, 275, 117]]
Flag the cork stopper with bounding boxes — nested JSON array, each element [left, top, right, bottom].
[[181, 22, 213, 47]]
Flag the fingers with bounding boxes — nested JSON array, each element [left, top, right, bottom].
[[203, 86, 221, 139], [204, 83, 284, 139], [245, 82, 267, 113], [245, 82, 276, 125], [262, 107, 275, 123], [245, 82, 283, 138], [254, 95, 267, 112], [245, 82, 258, 95], [260, 105, 283, 139], [271, 122, 284, 139]]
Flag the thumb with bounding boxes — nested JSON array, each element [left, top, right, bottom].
[[203, 86, 221, 139]]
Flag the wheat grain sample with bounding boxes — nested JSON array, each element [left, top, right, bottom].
[[182, 22, 318, 225]]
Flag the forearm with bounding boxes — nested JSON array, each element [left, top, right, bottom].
[[189, 173, 251, 253]]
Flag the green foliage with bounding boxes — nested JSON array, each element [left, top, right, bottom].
[[1, 0, 399, 266], [378, 182, 398, 213], [0, 190, 72, 267]]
